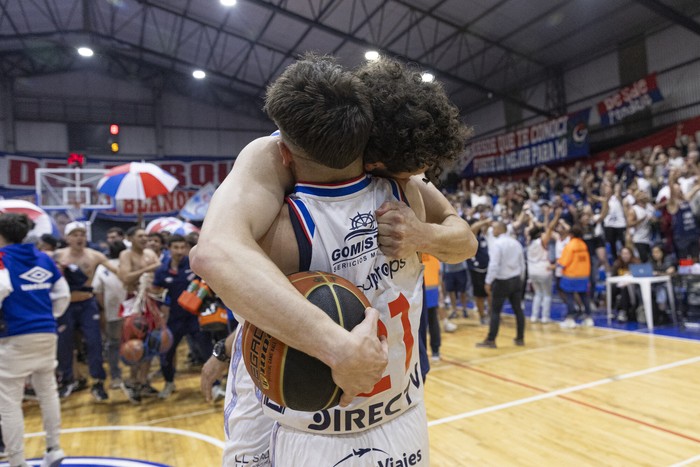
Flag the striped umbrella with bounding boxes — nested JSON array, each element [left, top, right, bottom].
[[96, 162, 179, 200], [145, 217, 200, 236], [0, 199, 60, 238]]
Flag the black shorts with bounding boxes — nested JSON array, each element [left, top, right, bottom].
[[585, 237, 605, 252], [443, 270, 467, 293], [469, 270, 487, 297]]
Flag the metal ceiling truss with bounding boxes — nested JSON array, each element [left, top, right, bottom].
[[7, 0, 694, 122], [634, 0, 700, 37], [0, 1, 269, 121], [0, 0, 557, 116], [244, 0, 552, 116]]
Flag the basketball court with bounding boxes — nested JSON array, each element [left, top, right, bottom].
[[7, 309, 700, 466]]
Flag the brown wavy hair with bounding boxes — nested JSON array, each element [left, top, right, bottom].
[[264, 53, 373, 169], [355, 57, 472, 181]]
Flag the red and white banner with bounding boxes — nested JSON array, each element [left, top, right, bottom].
[[597, 73, 664, 127]]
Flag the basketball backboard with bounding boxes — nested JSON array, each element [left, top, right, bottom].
[[36, 168, 112, 211]]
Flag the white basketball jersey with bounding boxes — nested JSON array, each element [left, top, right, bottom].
[[261, 173, 425, 435]]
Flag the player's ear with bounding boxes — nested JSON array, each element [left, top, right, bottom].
[[278, 141, 294, 167]]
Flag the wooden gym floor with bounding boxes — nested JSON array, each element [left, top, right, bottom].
[[8, 310, 700, 467]]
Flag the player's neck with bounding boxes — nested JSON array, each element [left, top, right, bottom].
[[293, 158, 363, 184], [69, 245, 84, 254]]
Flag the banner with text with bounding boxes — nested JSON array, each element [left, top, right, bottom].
[[0, 153, 233, 221], [462, 109, 590, 177], [597, 73, 664, 127]]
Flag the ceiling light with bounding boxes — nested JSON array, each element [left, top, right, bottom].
[[193, 70, 206, 79], [77, 47, 94, 57], [365, 51, 380, 61], [421, 72, 434, 83], [220, 0, 237, 6]]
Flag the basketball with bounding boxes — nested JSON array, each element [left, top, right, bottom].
[[122, 314, 149, 340], [120, 339, 144, 365], [144, 327, 174, 356], [242, 271, 370, 412]]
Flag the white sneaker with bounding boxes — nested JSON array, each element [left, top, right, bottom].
[[530, 316, 539, 323], [158, 382, 176, 399], [110, 377, 123, 390], [541, 317, 551, 324], [41, 448, 66, 467], [443, 320, 457, 333], [583, 317, 595, 327], [211, 384, 226, 403], [560, 318, 577, 329], [430, 354, 441, 362]]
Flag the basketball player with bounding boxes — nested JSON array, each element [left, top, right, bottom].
[[53, 221, 118, 401], [194, 64, 474, 406], [117, 226, 162, 403], [193, 55, 472, 466]]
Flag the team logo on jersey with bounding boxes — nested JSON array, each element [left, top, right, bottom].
[[331, 211, 379, 271], [19, 266, 53, 291], [344, 211, 377, 241]]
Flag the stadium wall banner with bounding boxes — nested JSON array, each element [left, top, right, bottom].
[[0, 153, 233, 221], [462, 108, 590, 177], [596, 73, 664, 127]]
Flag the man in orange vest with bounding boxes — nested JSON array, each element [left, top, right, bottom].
[[423, 254, 445, 361], [558, 224, 593, 328]]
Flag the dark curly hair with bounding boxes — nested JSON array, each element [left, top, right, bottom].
[[0, 213, 34, 244], [355, 57, 472, 181], [264, 53, 373, 169]]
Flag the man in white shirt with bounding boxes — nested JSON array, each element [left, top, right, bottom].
[[476, 221, 526, 348], [627, 192, 653, 262]]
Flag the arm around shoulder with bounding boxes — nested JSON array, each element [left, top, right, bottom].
[[411, 176, 477, 262], [190, 137, 387, 396]]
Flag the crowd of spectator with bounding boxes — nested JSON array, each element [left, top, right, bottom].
[[443, 139, 700, 326]]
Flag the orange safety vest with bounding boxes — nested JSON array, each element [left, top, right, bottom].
[[558, 237, 591, 278], [422, 253, 440, 288]]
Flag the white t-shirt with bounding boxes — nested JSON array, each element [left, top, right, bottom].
[[630, 204, 652, 245], [604, 196, 626, 228], [679, 176, 698, 196], [471, 193, 491, 208], [636, 177, 651, 196], [527, 239, 551, 278], [91, 259, 126, 322], [656, 185, 671, 204]]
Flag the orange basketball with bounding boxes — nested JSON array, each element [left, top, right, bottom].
[[120, 339, 144, 365], [122, 314, 148, 341], [242, 271, 370, 412]]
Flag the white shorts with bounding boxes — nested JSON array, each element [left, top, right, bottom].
[[270, 402, 429, 467], [223, 328, 275, 467]]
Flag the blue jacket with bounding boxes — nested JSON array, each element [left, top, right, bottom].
[[153, 256, 196, 321], [0, 243, 64, 337]]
